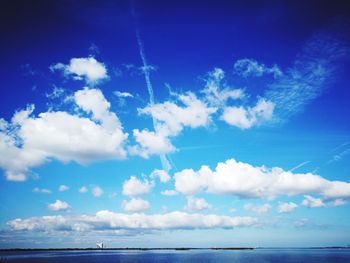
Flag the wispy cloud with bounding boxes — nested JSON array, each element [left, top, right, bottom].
[[91, 186, 103, 197], [244, 203, 272, 214], [234, 58, 283, 78], [113, 90, 134, 98], [326, 148, 350, 165], [58, 185, 69, 192], [33, 187, 52, 194], [266, 31, 349, 122]]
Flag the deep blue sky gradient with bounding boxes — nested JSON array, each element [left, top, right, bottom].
[[0, 0, 350, 248]]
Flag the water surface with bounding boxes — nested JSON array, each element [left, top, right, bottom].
[[1, 248, 350, 263]]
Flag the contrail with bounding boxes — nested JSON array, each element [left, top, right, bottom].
[[288, 161, 311, 172], [136, 30, 154, 105], [135, 29, 172, 172]]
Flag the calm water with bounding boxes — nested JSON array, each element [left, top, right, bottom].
[[1, 249, 350, 263]]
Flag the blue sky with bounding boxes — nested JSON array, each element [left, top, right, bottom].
[[1, 0, 350, 248]]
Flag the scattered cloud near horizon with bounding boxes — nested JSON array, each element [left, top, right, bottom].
[[7, 210, 257, 232], [173, 158, 350, 201]]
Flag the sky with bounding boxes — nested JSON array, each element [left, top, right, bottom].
[[0, 0, 350, 248]]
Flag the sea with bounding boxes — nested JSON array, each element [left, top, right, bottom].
[[1, 248, 350, 263]]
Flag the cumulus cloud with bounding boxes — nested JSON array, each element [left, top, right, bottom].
[[277, 202, 298, 213], [150, 169, 171, 183], [50, 57, 108, 84], [129, 129, 176, 158], [0, 88, 128, 181], [8, 210, 257, 232], [302, 195, 325, 208], [174, 158, 350, 200], [139, 92, 216, 137], [48, 200, 70, 211], [161, 190, 178, 196], [185, 196, 211, 211], [122, 176, 153, 196], [131, 92, 216, 157], [122, 198, 150, 213], [92, 186, 103, 197], [221, 98, 275, 129], [33, 187, 52, 194], [244, 203, 271, 214], [199, 67, 275, 129], [234, 58, 283, 78], [79, 186, 88, 193], [58, 185, 69, 192]]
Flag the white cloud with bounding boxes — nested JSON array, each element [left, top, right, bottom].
[[131, 92, 216, 157], [277, 202, 298, 213], [265, 32, 349, 121], [139, 92, 216, 137], [48, 200, 70, 211], [50, 57, 108, 84], [244, 203, 271, 214], [92, 186, 103, 197], [79, 186, 88, 193], [302, 195, 325, 208], [113, 91, 134, 98], [294, 218, 309, 227], [174, 168, 208, 196], [122, 198, 150, 213], [234, 58, 283, 78], [129, 129, 176, 158], [185, 196, 211, 211], [58, 185, 69, 192], [331, 198, 347, 207], [221, 98, 275, 129], [74, 88, 125, 133], [122, 176, 153, 196], [0, 88, 128, 181], [46, 86, 65, 99], [201, 68, 245, 107], [174, 158, 350, 200], [0, 118, 7, 130], [33, 187, 52, 194], [327, 148, 350, 165], [161, 190, 178, 196], [8, 210, 257, 231], [150, 169, 171, 183]]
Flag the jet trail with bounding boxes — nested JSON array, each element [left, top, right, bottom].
[[136, 30, 155, 105], [135, 29, 172, 172]]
